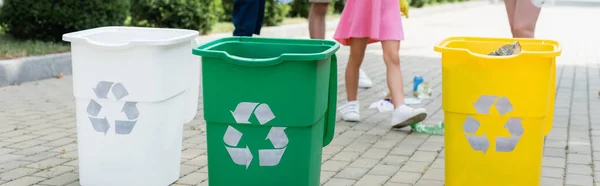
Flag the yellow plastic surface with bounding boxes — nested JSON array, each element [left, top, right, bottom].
[[434, 37, 561, 186]]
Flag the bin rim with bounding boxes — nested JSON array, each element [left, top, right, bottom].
[[63, 26, 200, 50], [192, 37, 341, 67], [434, 36, 562, 58]]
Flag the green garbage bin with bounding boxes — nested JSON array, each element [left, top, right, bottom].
[[192, 37, 339, 186]]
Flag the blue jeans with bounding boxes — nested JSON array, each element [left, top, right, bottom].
[[232, 0, 266, 36]]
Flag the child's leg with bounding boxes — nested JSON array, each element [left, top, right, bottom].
[[503, 0, 517, 37], [512, 0, 541, 38], [339, 38, 369, 122], [381, 41, 405, 108], [345, 38, 369, 101], [381, 40, 427, 128]]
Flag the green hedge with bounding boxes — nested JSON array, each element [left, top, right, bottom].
[[288, 0, 311, 18], [0, 0, 130, 41], [264, 0, 290, 26], [219, 0, 234, 22], [130, 0, 217, 35], [411, 0, 426, 8], [333, 0, 345, 14]]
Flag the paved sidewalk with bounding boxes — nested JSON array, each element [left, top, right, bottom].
[[1, 2, 600, 186]]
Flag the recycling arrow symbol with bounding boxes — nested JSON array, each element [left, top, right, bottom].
[[464, 95, 523, 153], [224, 102, 288, 169], [87, 81, 139, 135]]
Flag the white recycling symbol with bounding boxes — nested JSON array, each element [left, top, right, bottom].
[[464, 95, 523, 153], [224, 102, 288, 169], [87, 81, 139, 135]]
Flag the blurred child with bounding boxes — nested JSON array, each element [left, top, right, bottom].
[[504, 0, 541, 38], [334, 0, 427, 128]]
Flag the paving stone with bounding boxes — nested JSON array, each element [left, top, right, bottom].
[[353, 175, 389, 186], [323, 178, 356, 186], [373, 140, 398, 149], [0, 167, 39, 181], [362, 148, 391, 160], [324, 145, 345, 155], [335, 167, 369, 180], [11, 146, 53, 156], [566, 174, 594, 186], [380, 155, 409, 166], [568, 154, 593, 165], [38, 132, 71, 141], [390, 145, 418, 156], [20, 152, 60, 162], [331, 151, 361, 162], [399, 161, 429, 173], [39, 172, 78, 186], [322, 160, 351, 172], [1, 135, 38, 143], [176, 172, 208, 185], [409, 151, 438, 163], [0, 154, 23, 164], [1, 176, 46, 186], [540, 177, 564, 186], [421, 168, 444, 181], [33, 166, 75, 178], [543, 166, 565, 178], [348, 158, 379, 169], [418, 142, 444, 152], [26, 158, 70, 170], [389, 171, 421, 184], [320, 171, 337, 185], [179, 164, 200, 177], [567, 163, 593, 175], [184, 155, 207, 167], [544, 147, 566, 158], [544, 156, 567, 168], [6, 139, 46, 149], [383, 182, 412, 186], [181, 148, 205, 161], [415, 179, 445, 186], [429, 158, 444, 169], [368, 164, 400, 177], [64, 181, 81, 186]]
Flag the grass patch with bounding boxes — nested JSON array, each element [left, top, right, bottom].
[[0, 28, 70, 60]]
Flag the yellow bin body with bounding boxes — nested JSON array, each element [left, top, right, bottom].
[[434, 37, 561, 186]]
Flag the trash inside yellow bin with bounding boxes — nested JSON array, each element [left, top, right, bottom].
[[434, 37, 561, 186]]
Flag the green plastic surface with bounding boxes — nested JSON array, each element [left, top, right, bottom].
[[193, 37, 339, 186]]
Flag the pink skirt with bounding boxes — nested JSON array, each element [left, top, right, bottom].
[[333, 0, 405, 46]]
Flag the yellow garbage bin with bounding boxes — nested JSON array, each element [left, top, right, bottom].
[[434, 37, 561, 186]]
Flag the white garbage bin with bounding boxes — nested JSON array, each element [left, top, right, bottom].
[[63, 26, 200, 186]]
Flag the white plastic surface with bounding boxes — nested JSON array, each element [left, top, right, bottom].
[[76, 93, 185, 186], [64, 26, 200, 186]]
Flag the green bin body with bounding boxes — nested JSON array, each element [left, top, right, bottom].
[[192, 37, 339, 186]]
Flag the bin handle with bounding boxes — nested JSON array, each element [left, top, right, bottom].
[[192, 37, 341, 67], [434, 46, 561, 60], [199, 51, 334, 67], [223, 54, 287, 66], [322, 54, 338, 147], [434, 37, 562, 59]]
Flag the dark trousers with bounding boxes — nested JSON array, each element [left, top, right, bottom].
[[232, 0, 266, 36]]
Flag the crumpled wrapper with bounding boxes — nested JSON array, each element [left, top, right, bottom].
[[488, 41, 522, 56]]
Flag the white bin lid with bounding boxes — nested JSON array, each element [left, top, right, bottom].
[[63, 26, 199, 50]]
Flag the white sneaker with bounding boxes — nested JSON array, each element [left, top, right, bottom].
[[339, 101, 360, 122], [391, 105, 428, 128], [358, 69, 373, 89]]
